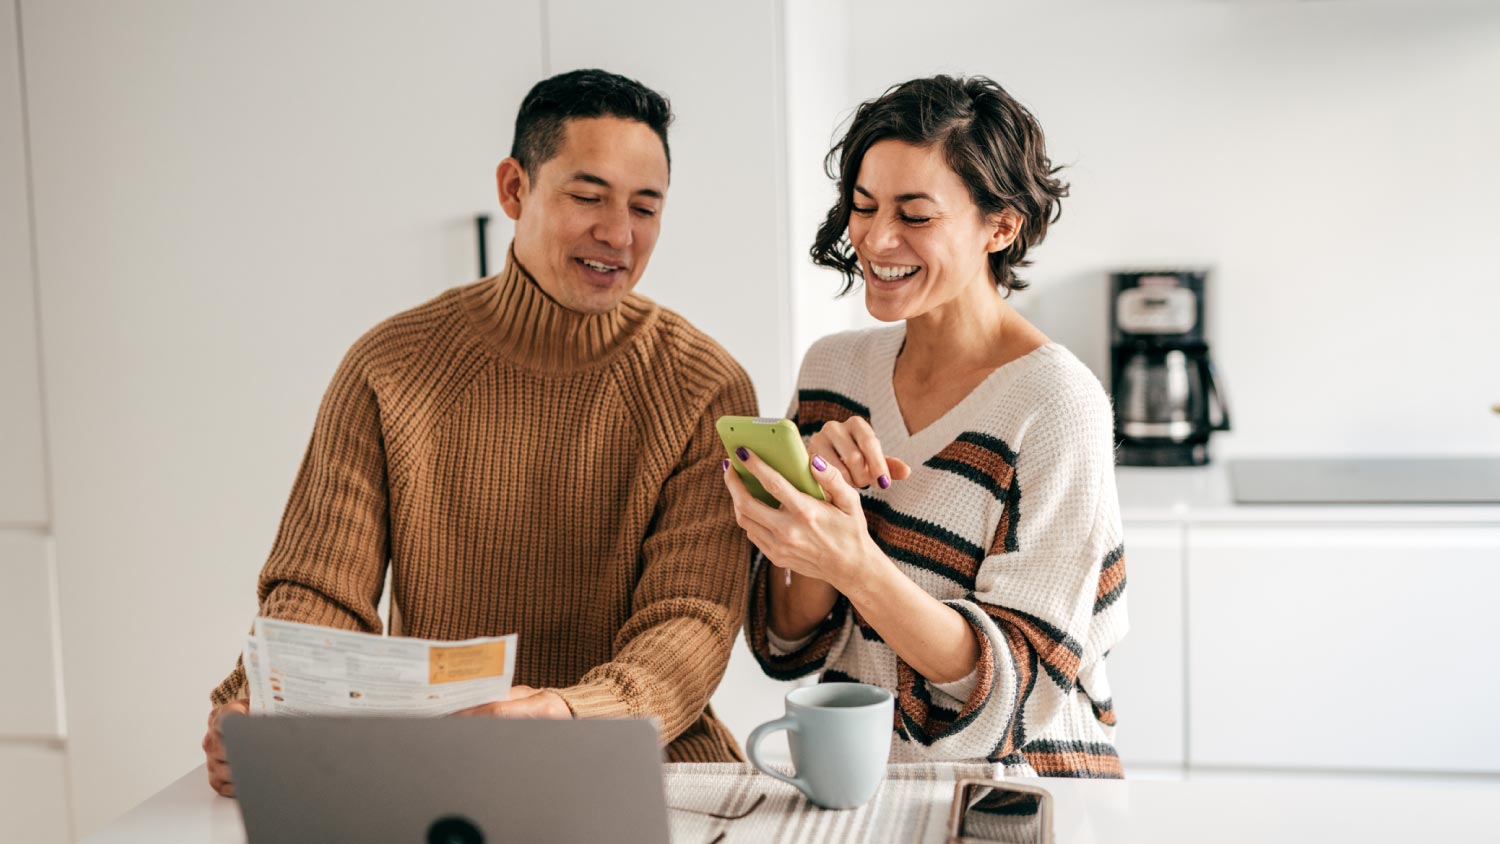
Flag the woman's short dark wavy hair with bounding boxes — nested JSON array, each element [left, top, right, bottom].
[[811, 75, 1069, 296]]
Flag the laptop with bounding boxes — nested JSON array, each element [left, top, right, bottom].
[[221, 716, 671, 844]]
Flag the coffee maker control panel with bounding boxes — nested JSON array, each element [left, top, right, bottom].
[[1115, 284, 1197, 335]]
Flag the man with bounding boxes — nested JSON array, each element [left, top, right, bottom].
[[202, 69, 756, 796]]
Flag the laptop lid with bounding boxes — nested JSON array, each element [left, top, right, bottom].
[[221, 716, 670, 844]]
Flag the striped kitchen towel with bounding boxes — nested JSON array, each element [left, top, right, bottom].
[[665, 762, 1001, 844]]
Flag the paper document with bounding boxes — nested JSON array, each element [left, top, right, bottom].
[[244, 618, 517, 717]]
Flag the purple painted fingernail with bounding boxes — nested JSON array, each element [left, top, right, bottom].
[[878, 474, 891, 489], [722, 458, 730, 472], [735, 447, 749, 461], [812, 454, 828, 472]]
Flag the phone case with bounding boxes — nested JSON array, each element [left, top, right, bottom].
[[715, 416, 827, 508]]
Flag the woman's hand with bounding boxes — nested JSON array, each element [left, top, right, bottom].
[[809, 418, 912, 489], [721, 446, 884, 593]]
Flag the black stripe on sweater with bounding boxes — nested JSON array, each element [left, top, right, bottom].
[[1093, 544, 1127, 615], [793, 389, 870, 436], [862, 496, 985, 590], [923, 431, 1020, 500]]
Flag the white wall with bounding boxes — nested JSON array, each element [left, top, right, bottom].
[[0, 1, 69, 840], [19, 0, 800, 835], [546, 0, 794, 413], [0, 0, 45, 526], [835, 0, 1500, 456], [784, 0, 875, 368], [22, 1, 540, 834], [543, 0, 799, 761]]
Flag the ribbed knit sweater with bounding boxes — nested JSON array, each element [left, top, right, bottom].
[[212, 249, 757, 762], [747, 327, 1129, 777]]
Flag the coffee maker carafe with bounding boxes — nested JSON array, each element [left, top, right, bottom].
[[1110, 270, 1230, 466]]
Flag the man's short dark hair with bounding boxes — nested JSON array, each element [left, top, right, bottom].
[[510, 69, 674, 179], [811, 75, 1069, 296]]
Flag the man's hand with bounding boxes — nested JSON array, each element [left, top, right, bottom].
[[450, 685, 573, 720], [203, 699, 249, 797]]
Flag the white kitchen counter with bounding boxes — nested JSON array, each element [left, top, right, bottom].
[[1116, 464, 1500, 524], [88, 763, 1500, 844]]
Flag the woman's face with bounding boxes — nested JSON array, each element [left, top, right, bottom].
[[846, 140, 1008, 323]]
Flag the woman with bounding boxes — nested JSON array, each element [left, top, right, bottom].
[[723, 76, 1127, 777]]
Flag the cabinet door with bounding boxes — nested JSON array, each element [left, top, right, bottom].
[[0, 744, 70, 844], [1107, 524, 1186, 767], [0, 531, 62, 738], [1187, 524, 1500, 772], [0, 0, 48, 525]]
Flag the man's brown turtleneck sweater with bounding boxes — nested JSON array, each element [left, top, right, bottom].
[[212, 250, 757, 761]]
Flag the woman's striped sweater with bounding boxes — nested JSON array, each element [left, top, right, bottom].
[[746, 326, 1130, 778]]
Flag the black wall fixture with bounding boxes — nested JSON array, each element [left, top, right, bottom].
[[475, 214, 491, 278]]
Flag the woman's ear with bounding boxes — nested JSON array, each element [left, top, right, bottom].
[[985, 208, 1025, 253], [495, 157, 530, 222]]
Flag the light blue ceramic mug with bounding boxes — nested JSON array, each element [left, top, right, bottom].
[[746, 682, 894, 809]]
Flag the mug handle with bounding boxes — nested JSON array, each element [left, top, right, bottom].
[[746, 715, 809, 795]]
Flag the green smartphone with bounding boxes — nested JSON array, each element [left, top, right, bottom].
[[716, 415, 827, 509]]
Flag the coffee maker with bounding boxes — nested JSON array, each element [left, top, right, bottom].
[[1110, 270, 1230, 466]]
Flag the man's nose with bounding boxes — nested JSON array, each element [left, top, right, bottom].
[[594, 204, 633, 250]]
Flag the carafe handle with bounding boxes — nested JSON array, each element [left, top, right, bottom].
[[1203, 358, 1231, 431]]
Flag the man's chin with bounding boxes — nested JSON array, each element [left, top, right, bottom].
[[561, 285, 632, 315]]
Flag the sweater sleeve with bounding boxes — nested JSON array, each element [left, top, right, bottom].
[[742, 377, 856, 679], [744, 551, 854, 679], [550, 369, 757, 745], [210, 339, 392, 706], [891, 386, 1126, 768]]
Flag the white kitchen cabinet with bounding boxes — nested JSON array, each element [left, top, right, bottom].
[[0, 742, 71, 843], [0, 0, 49, 526], [1108, 523, 1187, 768], [0, 531, 62, 738], [1186, 524, 1500, 773]]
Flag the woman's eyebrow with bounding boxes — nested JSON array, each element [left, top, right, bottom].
[[853, 184, 936, 204]]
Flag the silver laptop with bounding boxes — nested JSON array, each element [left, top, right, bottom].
[[221, 716, 670, 844]]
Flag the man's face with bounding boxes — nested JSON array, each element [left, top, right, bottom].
[[501, 116, 669, 314]]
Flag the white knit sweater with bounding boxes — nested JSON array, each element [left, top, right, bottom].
[[746, 325, 1129, 778]]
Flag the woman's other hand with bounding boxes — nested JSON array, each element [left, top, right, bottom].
[[808, 418, 911, 489]]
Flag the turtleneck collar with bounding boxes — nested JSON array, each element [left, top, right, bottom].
[[459, 244, 657, 373]]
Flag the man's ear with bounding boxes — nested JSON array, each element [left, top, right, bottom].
[[986, 208, 1025, 253], [496, 157, 529, 222]]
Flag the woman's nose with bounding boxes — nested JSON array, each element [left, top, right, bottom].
[[864, 214, 902, 253]]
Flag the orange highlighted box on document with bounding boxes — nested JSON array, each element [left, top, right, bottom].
[[428, 640, 507, 684]]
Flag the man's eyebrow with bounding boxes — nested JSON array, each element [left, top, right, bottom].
[[570, 171, 611, 188], [853, 185, 936, 203], [568, 171, 664, 201]]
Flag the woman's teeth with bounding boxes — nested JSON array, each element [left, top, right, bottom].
[[871, 263, 920, 281], [581, 258, 621, 272]]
